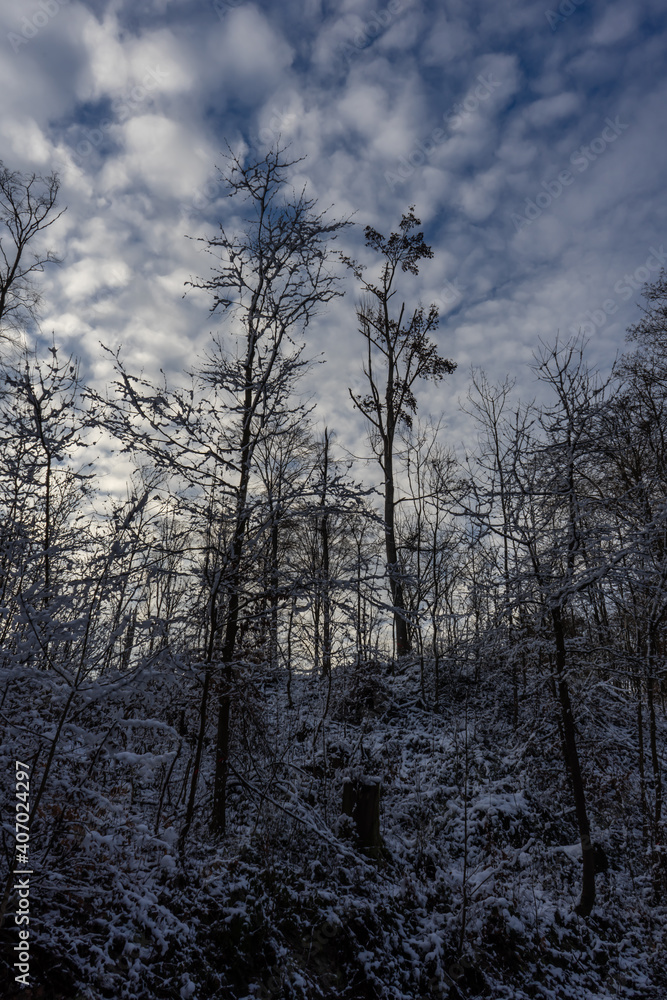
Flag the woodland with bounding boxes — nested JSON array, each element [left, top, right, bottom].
[[0, 149, 665, 999]]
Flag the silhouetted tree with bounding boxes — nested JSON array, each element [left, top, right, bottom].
[[347, 208, 456, 656], [0, 163, 63, 339]]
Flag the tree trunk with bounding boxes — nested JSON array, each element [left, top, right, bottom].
[[384, 438, 411, 656], [178, 666, 211, 852], [342, 778, 383, 856], [320, 429, 332, 675], [637, 680, 649, 845], [647, 664, 662, 840], [211, 364, 254, 835], [211, 555, 242, 835], [552, 605, 596, 916], [270, 517, 279, 670]]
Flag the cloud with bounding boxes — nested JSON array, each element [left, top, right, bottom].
[[114, 114, 209, 199], [205, 4, 294, 101], [458, 167, 505, 222], [0, 117, 53, 164], [592, 2, 639, 45], [1, 0, 664, 473], [522, 92, 580, 127]]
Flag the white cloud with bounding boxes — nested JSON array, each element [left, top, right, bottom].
[[109, 114, 209, 199], [0, 117, 52, 164], [204, 4, 294, 99], [523, 92, 580, 127], [78, 13, 192, 102], [458, 167, 504, 222], [1, 0, 663, 473], [420, 12, 474, 65], [592, 3, 639, 46]]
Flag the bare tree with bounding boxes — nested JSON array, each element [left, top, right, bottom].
[[253, 420, 314, 674], [0, 163, 64, 340], [400, 419, 464, 704], [189, 146, 350, 834], [105, 146, 351, 842], [465, 339, 613, 917], [606, 276, 667, 851], [347, 208, 456, 656], [0, 344, 97, 609]]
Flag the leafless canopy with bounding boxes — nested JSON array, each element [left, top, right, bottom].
[[0, 162, 64, 339]]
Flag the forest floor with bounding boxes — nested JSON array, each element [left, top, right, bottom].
[[2, 656, 666, 999]]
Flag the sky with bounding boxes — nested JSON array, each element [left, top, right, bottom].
[[2, 0, 667, 457]]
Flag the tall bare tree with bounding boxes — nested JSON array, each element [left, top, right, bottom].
[[189, 146, 350, 834], [347, 208, 456, 656], [466, 339, 614, 917], [103, 144, 351, 840]]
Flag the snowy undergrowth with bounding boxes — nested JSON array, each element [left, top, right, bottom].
[[1, 656, 666, 998]]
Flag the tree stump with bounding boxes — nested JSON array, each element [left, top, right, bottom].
[[342, 778, 383, 856]]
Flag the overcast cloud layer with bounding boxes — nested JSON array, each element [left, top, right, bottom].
[[2, 0, 667, 450]]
